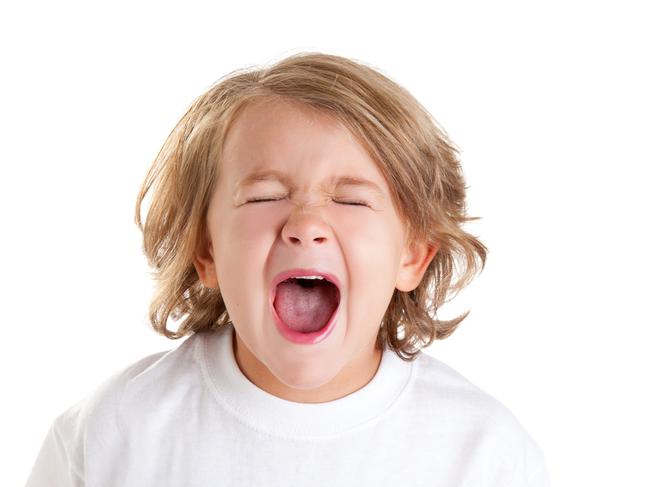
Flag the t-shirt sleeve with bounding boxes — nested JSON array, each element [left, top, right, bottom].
[[497, 430, 551, 487], [526, 463, 551, 487], [484, 404, 551, 487], [25, 422, 83, 487], [522, 433, 550, 487]]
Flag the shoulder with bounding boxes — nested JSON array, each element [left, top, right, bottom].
[[27, 337, 202, 485], [410, 352, 548, 480], [50, 333, 203, 460], [410, 351, 517, 421]]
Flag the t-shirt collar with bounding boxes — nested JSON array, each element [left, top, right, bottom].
[[198, 324, 415, 440]]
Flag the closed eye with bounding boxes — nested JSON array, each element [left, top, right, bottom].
[[246, 198, 283, 203], [336, 200, 368, 207], [246, 198, 369, 207]]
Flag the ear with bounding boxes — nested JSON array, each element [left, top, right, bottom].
[[193, 232, 218, 289], [395, 238, 440, 293]]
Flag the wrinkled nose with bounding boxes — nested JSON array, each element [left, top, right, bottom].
[[280, 209, 331, 248]]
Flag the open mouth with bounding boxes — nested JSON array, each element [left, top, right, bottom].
[[272, 277, 341, 334]]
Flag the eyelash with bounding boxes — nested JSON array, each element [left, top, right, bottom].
[[247, 197, 369, 207]]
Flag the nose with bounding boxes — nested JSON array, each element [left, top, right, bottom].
[[280, 208, 330, 248]]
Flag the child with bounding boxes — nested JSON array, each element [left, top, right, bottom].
[[26, 52, 549, 486]]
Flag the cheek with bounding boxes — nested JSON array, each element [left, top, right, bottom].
[[217, 210, 275, 287], [342, 222, 396, 273], [229, 206, 280, 241], [337, 211, 402, 299], [333, 208, 390, 242]]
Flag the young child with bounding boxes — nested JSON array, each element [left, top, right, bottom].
[[26, 52, 549, 486]]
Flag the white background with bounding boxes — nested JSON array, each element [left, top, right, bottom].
[[2, 1, 648, 485]]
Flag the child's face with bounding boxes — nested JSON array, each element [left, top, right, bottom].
[[194, 98, 437, 403]]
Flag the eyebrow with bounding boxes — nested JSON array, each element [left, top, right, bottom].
[[236, 169, 385, 197]]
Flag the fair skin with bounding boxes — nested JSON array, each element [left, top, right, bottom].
[[193, 97, 438, 403]]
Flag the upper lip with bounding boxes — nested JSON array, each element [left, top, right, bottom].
[[270, 268, 342, 293]]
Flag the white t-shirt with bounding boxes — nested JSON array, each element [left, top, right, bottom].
[[26, 324, 550, 486]]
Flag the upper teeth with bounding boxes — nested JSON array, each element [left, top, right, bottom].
[[294, 275, 324, 279]]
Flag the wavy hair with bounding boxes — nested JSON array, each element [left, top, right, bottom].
[[135, 51, 488, 361]]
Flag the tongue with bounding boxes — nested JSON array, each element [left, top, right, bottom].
[[273, 279, 339, 333]]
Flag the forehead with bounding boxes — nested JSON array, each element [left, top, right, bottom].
[[220, 98, 389, 196], [236, 169, 385, 199]]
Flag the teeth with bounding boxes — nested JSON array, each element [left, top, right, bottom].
[[293, 275, 325, 280]]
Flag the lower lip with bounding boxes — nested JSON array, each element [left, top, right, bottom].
[[269, 286, 340, 345]]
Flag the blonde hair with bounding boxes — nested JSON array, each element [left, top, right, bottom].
[[135, 52, 487, 361]]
